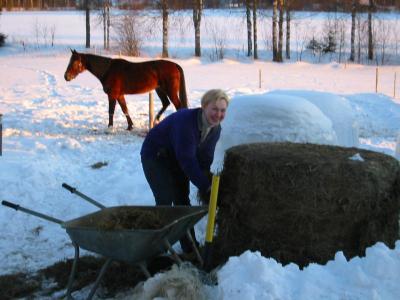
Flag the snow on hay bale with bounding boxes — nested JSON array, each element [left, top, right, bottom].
[[213, 142, 400, 268], [211, 91, 359, 173], [267, 90, 359, 148]]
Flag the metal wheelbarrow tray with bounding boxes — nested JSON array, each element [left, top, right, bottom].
[[2, 183, 208, 300]]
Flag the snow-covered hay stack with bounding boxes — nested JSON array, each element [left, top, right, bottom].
[[211, 91, 359, 173], [213, 142, 400, 268]]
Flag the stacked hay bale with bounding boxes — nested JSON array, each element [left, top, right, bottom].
[[213, 142, 400, 268]]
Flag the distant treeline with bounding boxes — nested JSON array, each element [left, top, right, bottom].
[[1, 0, 399, 12]]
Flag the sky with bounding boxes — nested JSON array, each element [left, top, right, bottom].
[[0, 9, 400, 300]]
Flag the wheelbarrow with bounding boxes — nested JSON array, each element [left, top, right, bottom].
[[2, 183, 208, 300]]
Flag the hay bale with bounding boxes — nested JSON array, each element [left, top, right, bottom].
[[213, 142, 400, 268]]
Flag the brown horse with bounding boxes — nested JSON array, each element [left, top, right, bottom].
[[64, 49, 188, 130]]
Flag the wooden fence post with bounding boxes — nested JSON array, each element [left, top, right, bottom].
[[394, 72, 397, 99], [149, 92, 154, 129], [375, 67, 379, 93]]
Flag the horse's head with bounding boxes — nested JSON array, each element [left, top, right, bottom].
[[64, 49, 86, 81]]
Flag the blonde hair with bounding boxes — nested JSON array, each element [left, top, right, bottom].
[[201, 89, 229, 108]]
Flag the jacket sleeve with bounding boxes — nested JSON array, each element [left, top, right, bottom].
[[170, 113, 211, 192]]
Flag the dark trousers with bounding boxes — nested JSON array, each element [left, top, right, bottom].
[[141, 155, 197, 253]]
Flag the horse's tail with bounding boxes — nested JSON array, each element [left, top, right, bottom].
[[177, 64, 189, 108]]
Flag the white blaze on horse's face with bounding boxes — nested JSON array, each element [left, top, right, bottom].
[[203, 99, 228, 126]]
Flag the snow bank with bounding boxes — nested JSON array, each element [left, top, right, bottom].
[[346, 93, 400, 138], [217, 241, 400, 300]]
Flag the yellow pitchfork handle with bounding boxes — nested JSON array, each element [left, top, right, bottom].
[[203, 174, 220, 270]]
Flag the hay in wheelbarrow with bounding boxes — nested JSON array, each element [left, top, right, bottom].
[[98, 209, 163, 230], [212, 142, 400, 269]]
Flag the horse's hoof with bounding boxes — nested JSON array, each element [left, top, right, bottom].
[[106, 126, 115, 134]]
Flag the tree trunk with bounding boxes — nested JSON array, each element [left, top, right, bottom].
[[193, 0, 202, 57], [162, 0, 169, 58], [272, 0, 278, 61], [106, 1, 110, 50], [357, 15, 361, 63], [285, 0, 290, 59], [103, 3, 106, 49], [277, 0, 284, 62], [253, 0, 258, 59], [246, 0, 252, 57], [85, 0, 90, 48], [368, 0, 374, 61], [350, 0, 356, 62]]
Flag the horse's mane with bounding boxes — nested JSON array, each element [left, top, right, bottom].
[[82, 53, 113, 81]]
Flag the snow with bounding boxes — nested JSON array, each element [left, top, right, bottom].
[[1, 9, 400, 300], [349, 153, 365, 162], [211, 90, 360, 172], [218, 244, 400, 300]]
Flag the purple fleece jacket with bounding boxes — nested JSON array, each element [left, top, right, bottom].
[[140, 108, 221, 192]]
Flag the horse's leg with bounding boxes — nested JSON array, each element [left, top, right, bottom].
[[155, 88, 170, 121], [108, 96, 117, 128], [117, 95, 133, 130], [165, 80, 181, 111]]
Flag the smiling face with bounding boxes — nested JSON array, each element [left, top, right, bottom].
[[203, 99, 228, 126]]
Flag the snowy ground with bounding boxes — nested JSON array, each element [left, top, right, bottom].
[[1, 9, 400, 300]]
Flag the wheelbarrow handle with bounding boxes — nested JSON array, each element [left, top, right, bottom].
[[62, 183, 76, 193], [62, 183, 106, 209], [2, 200, 63, 225], [2, 200, 19, 210]]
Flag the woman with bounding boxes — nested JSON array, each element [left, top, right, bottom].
[[140, 89, 229, 253]]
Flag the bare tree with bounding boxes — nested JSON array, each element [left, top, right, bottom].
[[85, 0, 90, 48], [50, 24, 56, 47], [193, 0, 202, 57], [102, 0, 111, 50], [205, 20, 227, 61], [272, 0, 278, 61], [368, 0, 375, 60], [294, 21, 311, 61], [350, 0, 356, 61], [246, 0, 252, 57], [162, 0, 169, 57], [376, 18, 391, 65], [357, 13, 363, 63], [337, 19, 346, 63], [154, 0, 169, 57], [115, 14, 142, 56], [277, 0, 284, 62], [253, 0, 258, 59], [285, 0, 291, 59]]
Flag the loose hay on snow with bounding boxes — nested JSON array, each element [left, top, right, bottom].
[[213, 142, 400, 268], [132, 263, 207, 300]]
